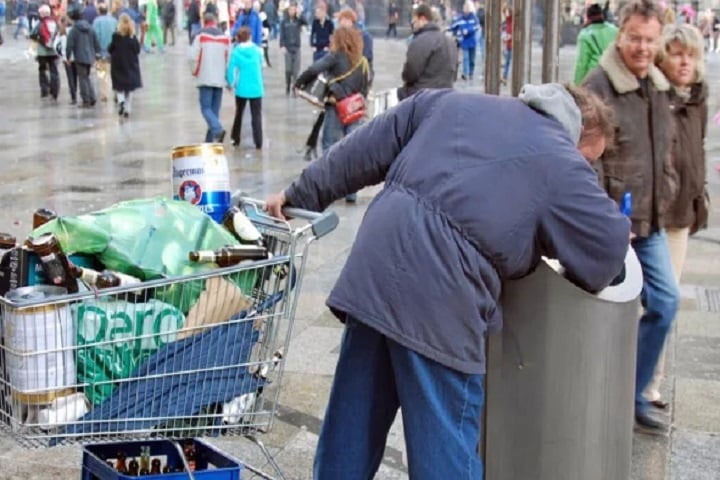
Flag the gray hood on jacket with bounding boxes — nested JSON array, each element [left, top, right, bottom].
[[519, 83, 581, 145]]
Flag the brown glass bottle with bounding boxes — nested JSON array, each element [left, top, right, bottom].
[[162, 464, 171, 473], [151, 458, 162, 474], [139, 468, 150, 476], [222, 207, 263, 245], [29, 233, 78, 293], [188, 245, 268, 267], [32, 208, 58, 229], [73, 267, 141, 289], [115, 451, 128, 473], [128, 458, 140, 476]]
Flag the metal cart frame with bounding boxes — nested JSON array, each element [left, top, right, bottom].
[[0, 194, 338, 480]]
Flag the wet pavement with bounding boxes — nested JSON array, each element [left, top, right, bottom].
[[0, 26, 720, 480]]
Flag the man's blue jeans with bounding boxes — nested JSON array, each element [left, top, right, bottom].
[[322, 106, 362, 201], [314, 317, 485, 480], [14, 15, 28, 39], [503, 47, 512, 80], [462, 46, 476, 77], [632, 231, 679, 416], [198, 86, 223, 142]]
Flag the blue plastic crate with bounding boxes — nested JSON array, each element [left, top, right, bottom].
[[81, 438, 243, 480]]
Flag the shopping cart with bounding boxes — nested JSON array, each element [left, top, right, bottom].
[[0, 194, 339, 479]]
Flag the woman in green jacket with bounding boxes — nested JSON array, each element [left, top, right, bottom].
[[573, 4, 618, 85]]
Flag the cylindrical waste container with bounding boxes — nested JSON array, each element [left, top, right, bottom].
[[485, 249, 642, 480]]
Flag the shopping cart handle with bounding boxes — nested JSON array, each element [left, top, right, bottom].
[[232, 192, 339, 239]]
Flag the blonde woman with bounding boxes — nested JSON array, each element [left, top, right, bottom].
[[108, 13, 142, 118], [644, 23, 709, 409]]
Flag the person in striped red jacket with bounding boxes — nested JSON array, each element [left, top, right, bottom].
[[189, 12, 230, 142]]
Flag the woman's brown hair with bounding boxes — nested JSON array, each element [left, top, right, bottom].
[[330, 26, 364, 65]]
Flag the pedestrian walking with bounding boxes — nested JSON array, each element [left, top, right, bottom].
[[226, 26, 264, 148], [386, 0, 398, 38], [93, 2, 118, 102], [310, 2, 333, 61], [584, 0, 679, 433], [187, 0, 201, 42], [0, 0, 7, 38], [66, 4, 101, 107], [83, 0, 98, 24], [13, 0, 29, 39], [261, 0, 277, 39], [279, 1, 304, 95], [230, 0, 261, 45], [643, 23, 709, 410], [502, 5, 512, 83], [27, 0, 38, 31], [31, 4, 59, 100], [450, 1, 479, 81], [189, 12, 230, 142], [144, 0, 163, 52], [398, 4, 457, 100], [295, 26, 370, 202], [301, 6, 370, 163], [712, 11, 720, 52], [698, 9, 712, 51], [161, 0, 176, 46], [57, 15, 78, 104], [573, 3, 618, 84], [264, 83, 629, 480], [259, 10, 271, 67], [108, 13, 141, 117]]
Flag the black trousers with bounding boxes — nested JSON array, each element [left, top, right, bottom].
[[305, 110, 325, 150], [231, 97, 263, 148], [63, 61, 78, 101], [38, 56, 59, 99], [386, 23, 397, 37], [75, 62, 96, 105]]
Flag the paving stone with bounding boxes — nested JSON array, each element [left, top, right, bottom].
[[676, 311, 720, 339], [669, 430, 720, 480], [673, 336, 720, 382], [674, 378, 720, 433]]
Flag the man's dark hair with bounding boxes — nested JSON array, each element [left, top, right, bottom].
[[618, 0, 663, 29], [565, 84, 616, 151], [413, 4, 433, 21], [98, 2, 108, 14], [586, 3, 604, 22]]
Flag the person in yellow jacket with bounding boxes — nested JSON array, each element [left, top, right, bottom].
[[144, 0, 164, 53]]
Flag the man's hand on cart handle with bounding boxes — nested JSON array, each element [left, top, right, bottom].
[[265, 191, 288, 220]]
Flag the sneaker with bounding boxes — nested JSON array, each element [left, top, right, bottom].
[[118, 101, 125, 116], [123, 111, 129, 118], [214, 129, 226, 143], [635, 411, 668, 435]]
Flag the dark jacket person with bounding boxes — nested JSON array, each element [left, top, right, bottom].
[[399, 4, 457, 100], [265, 86, 629, 478]]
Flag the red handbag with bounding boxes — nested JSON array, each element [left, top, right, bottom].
[[328, 57, 369, 126], [335, 93, 366, 126]]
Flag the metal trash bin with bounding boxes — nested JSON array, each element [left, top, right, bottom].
[[485, 249, 643, 480]]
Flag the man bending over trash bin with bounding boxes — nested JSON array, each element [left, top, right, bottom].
[[265, 84, 630, 480]]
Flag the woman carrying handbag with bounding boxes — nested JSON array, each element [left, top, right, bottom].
[[294, 26, 370, 202]]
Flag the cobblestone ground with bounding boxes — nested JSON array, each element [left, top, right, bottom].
[[0, 25, 719, 480]]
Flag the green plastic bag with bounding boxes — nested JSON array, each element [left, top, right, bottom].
[[32, 198, 256, 313], [74, 299, 185, 405]]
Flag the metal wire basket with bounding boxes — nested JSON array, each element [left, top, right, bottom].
[[0, 194, 338, 479]]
